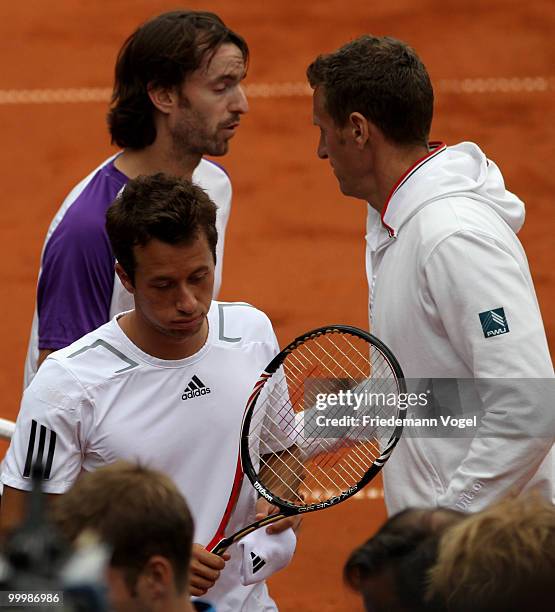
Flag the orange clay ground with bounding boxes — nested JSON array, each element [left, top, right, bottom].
[[0, 1, 553, 609]]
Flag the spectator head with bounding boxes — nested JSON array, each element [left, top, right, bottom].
[[345, 507, 464, 611], [51, 461, 195, 612], [428, 495, 555, 611]]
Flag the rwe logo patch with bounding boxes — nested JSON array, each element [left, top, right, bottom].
[[479, 307, 509, 339]]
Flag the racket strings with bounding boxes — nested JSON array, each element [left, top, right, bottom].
[[255, 350, 395, 453], [251, 410, 357, 501], [257, 451, 310, 504], [249, 402, 352, 496], [247, 331, 402, 506], [257, 342, 394, 444], [302, 340, 368, 381], [255, 380, 386, 484]]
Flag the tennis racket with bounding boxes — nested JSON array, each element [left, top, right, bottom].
[[209, 325, 406, 555]]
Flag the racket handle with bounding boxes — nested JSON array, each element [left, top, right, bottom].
[[210, 512, 288, 556], [211, 537, 234, 556]]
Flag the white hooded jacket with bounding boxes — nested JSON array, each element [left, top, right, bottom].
[[365, 141, 554, 513]]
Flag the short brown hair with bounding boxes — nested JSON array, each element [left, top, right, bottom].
[[108, 10, 249, 149], [307, 35, 433, 146], [106, 173, 218, 283], [51, 462, 194, 593], [428, 496, 555, 611]]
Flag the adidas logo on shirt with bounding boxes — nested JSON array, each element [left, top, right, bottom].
[[250, 551, 266, 574], [182, 375, 211, 400]]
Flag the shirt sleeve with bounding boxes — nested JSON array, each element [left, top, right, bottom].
[[213, 177, 231, 300], [37, 215, 114, 350], [1, 359, 86, 494], [424, 230, 555, 511]]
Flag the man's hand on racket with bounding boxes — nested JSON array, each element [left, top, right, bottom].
[[190, 543, 230, 596], [255, 498, 302, 535]]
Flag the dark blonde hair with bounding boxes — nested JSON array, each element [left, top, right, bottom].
[[428, 495, 555, 611], [51, 461, 194, 593]]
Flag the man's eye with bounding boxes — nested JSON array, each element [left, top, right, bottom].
[[191, 273, 208, 283]]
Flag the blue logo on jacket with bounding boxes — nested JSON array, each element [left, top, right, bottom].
[[479, 307, 509, 338]]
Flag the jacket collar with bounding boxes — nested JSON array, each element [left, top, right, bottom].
[[381, 142, 447, 237]]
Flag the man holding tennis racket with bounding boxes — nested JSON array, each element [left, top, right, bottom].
[[307, 36, 554, 514], [24, 10, 249, 388], [2, 175, 297, 611]]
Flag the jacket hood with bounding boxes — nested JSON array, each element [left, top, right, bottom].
[[381, 142, 525, 237]]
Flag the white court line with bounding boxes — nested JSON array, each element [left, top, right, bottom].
[[438, 76, 554, 94], [0, 87, 112, 105], [0, 77, 553, 105], [354, 487, 384, 500], [300, 486, 384, 503]]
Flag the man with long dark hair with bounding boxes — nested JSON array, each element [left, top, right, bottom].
[[24, 10, 249, 387]]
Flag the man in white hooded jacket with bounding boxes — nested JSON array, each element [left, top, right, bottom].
[[307, 35, 554, 514]]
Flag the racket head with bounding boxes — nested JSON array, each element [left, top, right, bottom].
[[240, 325, 407, 514]]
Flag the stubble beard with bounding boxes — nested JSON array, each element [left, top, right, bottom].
[[172, 106, 230, 158]]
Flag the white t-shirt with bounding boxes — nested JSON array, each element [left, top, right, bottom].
[[4, 301, 286, 611]]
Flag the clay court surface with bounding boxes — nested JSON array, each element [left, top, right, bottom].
[[0, 0, 553, 609]]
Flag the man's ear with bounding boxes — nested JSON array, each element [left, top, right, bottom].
[[115, 262, 135, 294], [147, 84, 178, 115], [136, 556, 174, 603], [349, 112, 371, 149]]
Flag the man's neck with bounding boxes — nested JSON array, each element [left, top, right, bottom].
[[115, 140, 202, 181], [178, 593, 195, 612], [366, 142, 430, 213], [149, 594, 195, 612]]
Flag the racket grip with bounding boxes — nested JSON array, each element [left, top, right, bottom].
[[209, 512, 288, 556], [211, 537, 234, 556]]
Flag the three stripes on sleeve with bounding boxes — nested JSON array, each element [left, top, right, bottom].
[[23, 419, 56, 479]]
